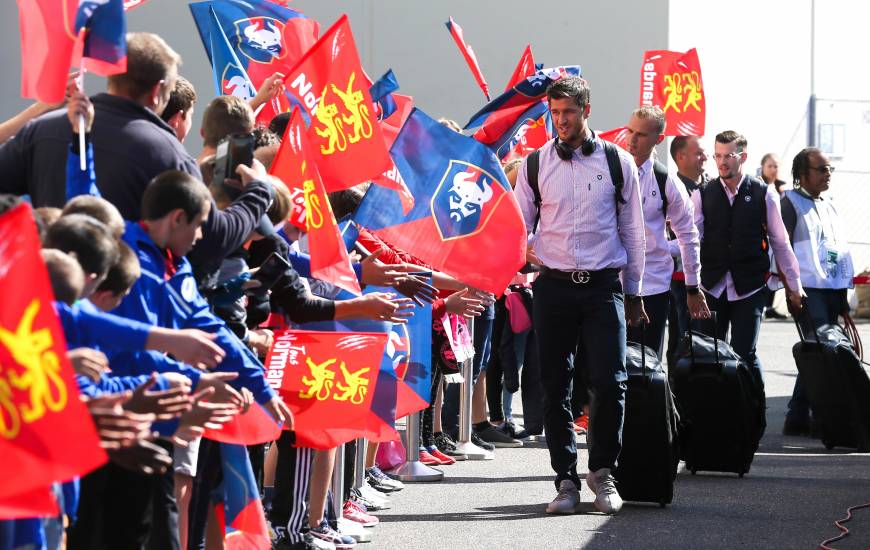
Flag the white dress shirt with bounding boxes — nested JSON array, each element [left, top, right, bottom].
[[691, 175, 803, 301], [636, 158, 700, 296], [514, 138, 646, 295]]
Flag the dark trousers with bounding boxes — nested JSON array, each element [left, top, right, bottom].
[[787, 288, 849, 420], [520, 329, 545, 432], [187, 439, 221, 550], [442, 304, 495, 437], [667, 280, 690, 366], [694, 289, 767, 381], [627, 291, 671, 359], [269, 433, 314, 544], [487, 294, 532, 423], [570, 335, 589, 419], [420, 364, 444, 447], [533, 273, 627, 487]]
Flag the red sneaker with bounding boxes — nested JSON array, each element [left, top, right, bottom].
[[343, 499, 379, 527], [574, 415, 589, 435], [428, 448, 456, 465], [418, 449, 443, 465]]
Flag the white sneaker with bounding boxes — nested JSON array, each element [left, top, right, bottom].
[[337, 517, 366, 541], [358, 482, 391, 508], [586, 468, 623, 514], [545, 479, 581, 514]]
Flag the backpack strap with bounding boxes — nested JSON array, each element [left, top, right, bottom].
[[652, 160, 669, 220], [602, 141, 626, 210], [526, 149, 541, 232]]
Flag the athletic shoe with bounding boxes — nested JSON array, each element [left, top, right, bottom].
[[545, 479, 581, 514], [574, 415, 589, 435], [365, 466, 404, 492], [470, 432, 496, 452], [337, 518, 367, 541], [419, 449, 443, 465], [503, 421, 530, 440], [782, 415, 811, 436], [475, 424, 523, 448], [434, 432, 468, 460], [427, 448, 456, 465], [342, 500, 379, 527], [310, 521, 356, 549], [272, 528, 320, 550], [357, 483, 391, 510], [586, 468, 623, 514]]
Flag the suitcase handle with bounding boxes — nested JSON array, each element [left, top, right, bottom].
[[687, 310, 719, 366], [793, 299, 821, 345]]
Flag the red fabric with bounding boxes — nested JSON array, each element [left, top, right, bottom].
[[203, 403, 282, 445], [283, 15, 391, 192], [446, 17, 490, 100], [16, 0, 79, 103], [0, 486, 58, 520], [599, 126, 630, 150], [0, 204, 106, 508], [267, 330, 388, 450], [371, 94, 416, 214], [638, 48, 705, 136], [505, 44, 536, 91], [123, 0, 151, 10]]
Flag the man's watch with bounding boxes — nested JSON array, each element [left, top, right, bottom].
[[625, 294, 642, 303], [686, 285, 701, 296]]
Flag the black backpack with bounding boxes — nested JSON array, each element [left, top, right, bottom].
[[652, 159, 670, 220]]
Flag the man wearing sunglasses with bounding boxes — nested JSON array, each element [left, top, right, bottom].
[[779, 147, 854, 435], [691, 131, 805, 388]]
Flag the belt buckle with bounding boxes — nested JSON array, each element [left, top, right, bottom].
[[571, 270, 591, 284]]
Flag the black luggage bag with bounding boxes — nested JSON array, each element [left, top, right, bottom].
[[671, 314, 766, 476], [613, 330, 680, 507], [792, 322, 870, 451]]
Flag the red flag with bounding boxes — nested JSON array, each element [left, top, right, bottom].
[[0, 203, 106, 506], [123, 0, 151, 11], [283, 15, 391, 192], [265, 330, 388, 450], [0, 487, 58, 520], [505, 44, 536, 91], [445, 17, 491, 101], [639, 48, 705, 136], [371, 93, 416, 215], [599, 126, 630, 151], [202, 403, 282, 445], [16, 0, 78, 103], [278, 109, 361, 295]]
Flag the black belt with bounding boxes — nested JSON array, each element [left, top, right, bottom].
[[540, 267, 620, 285]]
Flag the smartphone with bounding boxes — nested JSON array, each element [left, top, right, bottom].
[[252, 252, 292, 292], [213, 132, 255, 191]]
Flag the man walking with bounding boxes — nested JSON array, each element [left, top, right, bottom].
[[514, 77, 647, 515]]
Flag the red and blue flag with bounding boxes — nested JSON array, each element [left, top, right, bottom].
[[353, 108, 526, 295], [206, 7, 257, 103], [213, 443, 270, 550], [74, 0, 127, 76]]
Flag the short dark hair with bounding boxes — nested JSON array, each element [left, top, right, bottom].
[[669, 136, 691, 162], [791, 147, 823, 185], [33, 206, 62, 241], [268, 112, 292, 138], [202, 96, 255, 147], [62, 195, 125, 238], [0, 194, 23, 217], [43, 214, 119, 278], [161, 76, 196, 122], [141, 170, 211, 222], [253, 127, 280, 149], [108, 32, 181, 99], [328, 184, 369, 220], [41, 249, 85, 305], [546, 77, 590, 108], [97, 240, 141, 295], [715, 130, 747, 151]]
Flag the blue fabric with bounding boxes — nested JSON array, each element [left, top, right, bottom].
[[65, 141, 100, 201], [55, 300, 150, 352], [113, 222, 275, 404]]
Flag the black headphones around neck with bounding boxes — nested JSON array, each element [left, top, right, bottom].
[[554, 130, 596, 160]]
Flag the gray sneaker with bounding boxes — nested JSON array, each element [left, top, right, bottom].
[[475, 424, 523, 448], [545, 479, 581, 514], [586, 468, 623, 514]]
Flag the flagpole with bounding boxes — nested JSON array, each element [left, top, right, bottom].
[[453, 317, 493, 460], [78, 67, 87, 172], [387, 413, 443, 482]]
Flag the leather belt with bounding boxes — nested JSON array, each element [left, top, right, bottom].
[[540, 267, 619, 285]]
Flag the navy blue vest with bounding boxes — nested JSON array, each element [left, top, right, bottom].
[[699, 176, 770, 295]]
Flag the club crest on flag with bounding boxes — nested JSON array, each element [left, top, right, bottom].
[[431, 161, 505, 241], [385, 324, 411, 381], [220, 63, 256, 100], [305, 72, 374, 156], [234, 16, 286, 63]]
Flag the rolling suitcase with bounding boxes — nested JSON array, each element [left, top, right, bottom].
[[792, 321, 870, 451], [671, 313, 765, 477], [613, 328, 680, 507]]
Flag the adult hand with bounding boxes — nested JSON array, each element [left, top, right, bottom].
[[124, 373, 192, 421], [195, 372, 244, 408], [108, 439, 172, 475], [360, 250, 406, 287], [86, 392, 156, 450], [625, 298, 649, 327], [263, 396, 294, 430], [147, 328, 225, 370], [236, 158, 269, 188], [355, 293, 415, 323], [248, 329, 274, 357], [786, 289, 807, 317], [393, 275, 438, 306], [526, 245, 543, 266], [250, 72, 285, 111], [467, 288, 496, 307], [68, 347, 109, 382], [445, 288, 485, 318], [66, 83, 94, 134], [160, 372, 192, 390], [174, 387, 240, 444], [687, 292, 711, 320]]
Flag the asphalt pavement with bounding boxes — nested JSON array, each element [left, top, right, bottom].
[[365, 319, 870, 550]]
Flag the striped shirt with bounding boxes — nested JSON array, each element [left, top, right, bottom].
[[514, 138, 646, 295]]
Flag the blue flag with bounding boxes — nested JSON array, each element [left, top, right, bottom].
[[206, 7, 257, 101], [369, 69, 400, 120]]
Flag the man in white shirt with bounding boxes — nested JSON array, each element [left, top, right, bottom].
[[514, 77, 647, 515], [624, 106, 710, 356], [692, 131, 805, 384]]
